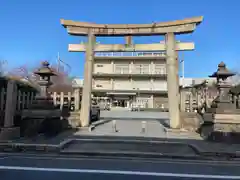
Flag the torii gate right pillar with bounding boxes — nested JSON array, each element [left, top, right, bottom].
[[165, 33, 180, 128]]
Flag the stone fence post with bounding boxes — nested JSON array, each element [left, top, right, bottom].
[[0, 80, 20, 140], [4, 80, 17, 127]]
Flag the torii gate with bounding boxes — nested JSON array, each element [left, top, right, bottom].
[[61, 16, 203, 128]]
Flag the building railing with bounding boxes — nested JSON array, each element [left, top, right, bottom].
[[93, 86, 168, 92], [50, 88, 81, 111], [95, 52, 166, 57], [94, 70, 167, 75]]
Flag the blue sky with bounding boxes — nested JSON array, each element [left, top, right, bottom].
[[0, 0, 239, 78]]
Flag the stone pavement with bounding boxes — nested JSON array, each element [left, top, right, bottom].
[[100, 110, 169, 121], [74, 110, 202, 140], [75, 119, 202, 140]]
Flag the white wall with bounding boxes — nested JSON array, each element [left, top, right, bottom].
[[132, 79, 152, 90], [113, 79, 132, 90], [94, 60, 113, 74], [152, 80, 167, 91], [93, 78, 112, 90], [114, 61, 131, 74]]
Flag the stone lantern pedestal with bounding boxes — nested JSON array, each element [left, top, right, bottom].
[[200, 62, 240, 142], [21, 61, 62, 137]]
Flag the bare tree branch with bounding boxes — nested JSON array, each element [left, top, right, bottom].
[[229, 68, 240, 85]]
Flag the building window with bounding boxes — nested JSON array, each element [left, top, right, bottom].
[[97, 64, 104, 67], [114, 64, 129, 74], [155, 64, 166, 74], [96, 84, 103, 87], [133, 64, 149, 74]]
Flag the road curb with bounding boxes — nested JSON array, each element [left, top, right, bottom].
[[78, 125, 96, 132], [59, 150, 205, 160], [0, 138, 72, 153], [0, 143, 60, 153], [59, 138, 201, 155], [0, 138, 239, 159]]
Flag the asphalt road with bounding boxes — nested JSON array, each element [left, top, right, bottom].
[[0, 153, 240, 180]]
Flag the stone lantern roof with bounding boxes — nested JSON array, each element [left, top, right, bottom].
[[209, 61, 235, 78], [34, 61, 56, 76]]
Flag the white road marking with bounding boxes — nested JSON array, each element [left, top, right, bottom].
[[0, 166, 239, 179]]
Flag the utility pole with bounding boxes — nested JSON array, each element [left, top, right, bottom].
[[182, 53, 185, 79], [180, 53, 185, 87], [57, 52, 60, 73], [57, 52, 71, 74]]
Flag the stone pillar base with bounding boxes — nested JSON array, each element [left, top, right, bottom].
[[180, 112, 203, 132], [0, 127, 20, 141]]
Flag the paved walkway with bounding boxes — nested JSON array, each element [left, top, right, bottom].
[[75, 119, 202, 140], [100, 110, 169, 121], [73, 110, 201, 140]]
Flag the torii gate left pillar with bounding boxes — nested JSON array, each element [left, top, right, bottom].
[[165, 33, 179, 128], [80, 32, 95, 127]]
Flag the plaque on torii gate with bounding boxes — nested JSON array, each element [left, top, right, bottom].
[[61, 16, 203, 128]]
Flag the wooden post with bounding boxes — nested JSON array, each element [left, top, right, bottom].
[[0, 80, 20, 140], [4, 80, 17, 127], [74, 88, 80, 110], [27, 92, 31, 108], [180, 90, 186, 112], [68, 92, 71, 109], [189, 92, 193, 112], [17, 90, 21, 110], [30, 92, 34, 104], [0, 88, 5, 110], [60, 92, 64, 110], [53, 92, 57, 105], [22, 92, 26, 109]]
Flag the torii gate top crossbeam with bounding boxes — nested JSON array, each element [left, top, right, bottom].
[[61, 16, 203, 36]]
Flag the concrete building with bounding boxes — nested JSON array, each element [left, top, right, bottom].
[[180, 77, 217, 88], [91, 52, 168, 109], [72, 74, 220, 110]]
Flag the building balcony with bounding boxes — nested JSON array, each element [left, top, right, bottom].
[[93, 72, 167, 78], [92, 88, 167, 95]]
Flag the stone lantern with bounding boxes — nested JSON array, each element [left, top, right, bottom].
[[21, 61, 62, 137], [208, 62, 235, 112], [200, 62, 240, 141], [34, 61, 56, 97]]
